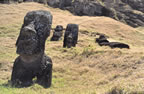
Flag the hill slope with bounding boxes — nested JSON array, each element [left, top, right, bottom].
[[47, 0, 144, 27], [0, 2, 144, 94]]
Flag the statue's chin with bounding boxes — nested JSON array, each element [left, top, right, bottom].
[[16, 39, 39, 55], [16, 46, 38, 55], [19, 52, 43, 63]]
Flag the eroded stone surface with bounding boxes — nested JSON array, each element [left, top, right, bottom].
[[63, 24, 79, 48], [11, 10, 53, 88], [47, 0, 144, 27]]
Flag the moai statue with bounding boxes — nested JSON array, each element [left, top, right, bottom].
[[95, 35, 109, 46], [63, 24, 79, 48], [50, 25, 63, 41], [11, 10, 53, 88]]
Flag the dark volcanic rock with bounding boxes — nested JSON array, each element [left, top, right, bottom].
[[0, 0, 14, 3], [16, 10, 52, 54], [96, 35, 109, 44], [11, 10, 53, 88], [71, 0, 112, 16], [95, 35, 130, 49], [63, 24, 79, 48], [50, 25, 63, 41], [1, 0, 144, 27], [0, 0, 35, 3], [47, 0, 144, 27], [109, 42, 130, 49], [96, 35, 109, 46], [121, 0, 144, 12], [47, 0, 72, 9], [47, 0, 60, 8]]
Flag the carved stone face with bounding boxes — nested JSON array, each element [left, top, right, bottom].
[[16, 10, 53, 55], [16, 24, 39, 55], [66, 33, 73, 48], [63, 24, 78, 48]]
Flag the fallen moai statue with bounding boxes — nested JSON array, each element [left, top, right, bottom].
[[96, 35, 109, 46], [11, 10, 53, 88], [63, 24, 79, 48], [96, 35, 130, 49], [108, 42, 130, 49]]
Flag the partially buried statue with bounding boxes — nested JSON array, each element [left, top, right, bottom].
[[11, 10, 53, 88], [50, 25, 63, 41], [63, 24, 79, 48]]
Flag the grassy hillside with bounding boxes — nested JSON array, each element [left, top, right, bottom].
[[0, 2, 144, 94]]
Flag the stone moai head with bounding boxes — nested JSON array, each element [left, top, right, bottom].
[[63, 24, 79, 48], [16, 10, 53, 55], [54, 25, 63, 32], [50, 25, 63, 41]]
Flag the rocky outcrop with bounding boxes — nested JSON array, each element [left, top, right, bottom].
[[47, 0, 72, 9], [102, 0, 144, 27], [70, 0, 112, 16], [121, 0, 144, 12], [0, 0, 14, 3], [47, 0, 144, 27], [1, 0, 144, 27], [0, 0, 33, 3]]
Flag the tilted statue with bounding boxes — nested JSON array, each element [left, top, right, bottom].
[[11, 10, 53, 88]]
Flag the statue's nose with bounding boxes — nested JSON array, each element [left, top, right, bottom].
[[68, 33, 72, 38], [21, 23, 36, 36]]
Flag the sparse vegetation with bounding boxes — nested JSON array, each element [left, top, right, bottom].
[[105, 86, 144, 94], [0, 2, 144, 94]]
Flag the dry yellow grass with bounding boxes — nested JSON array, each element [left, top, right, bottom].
[[0, 2, 144, 94]]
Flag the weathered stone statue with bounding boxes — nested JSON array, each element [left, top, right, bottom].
[[96, 35, 109, 46], [11, 10, 53, 88], [50, 25, 63, 41], [96, 35, 130, 49], [63, 24, 79, 48]]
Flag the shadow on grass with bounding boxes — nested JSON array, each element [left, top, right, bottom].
[[0, 80, 31, 88], [0, 80, 51, 89], [0, 80, 12, 88], [0, 80, 19, 88]]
